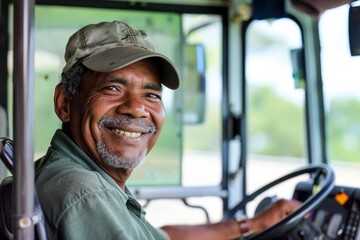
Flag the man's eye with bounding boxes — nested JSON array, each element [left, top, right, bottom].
[[105, 86, 118, 91], [147, 92, 161, 100]]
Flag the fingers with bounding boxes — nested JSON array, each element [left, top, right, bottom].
[[275, 198, 302, 216], [249, 199, 302, 232]]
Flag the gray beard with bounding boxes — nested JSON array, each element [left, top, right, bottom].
[[96, 138, 142, 169], [96, 115, 156, 169]]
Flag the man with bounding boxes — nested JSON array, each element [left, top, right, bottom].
[[35, 21, 300, 240]]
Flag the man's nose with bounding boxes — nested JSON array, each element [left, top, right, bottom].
[[116, 94, 149, 118]]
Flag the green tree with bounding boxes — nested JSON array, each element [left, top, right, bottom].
[[248, 86, 305, 157], [327, 98, 360, 162]]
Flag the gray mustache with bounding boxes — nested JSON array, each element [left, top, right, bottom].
[[98, 115, 157, 134]]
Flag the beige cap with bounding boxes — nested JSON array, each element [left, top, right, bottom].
[[63, 21, 180, 89]]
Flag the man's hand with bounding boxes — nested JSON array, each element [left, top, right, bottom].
[[248, 198, 302, 232], [161, 199, 301, 240]]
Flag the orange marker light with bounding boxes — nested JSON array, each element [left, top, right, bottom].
[[335, 192, 349, 206]]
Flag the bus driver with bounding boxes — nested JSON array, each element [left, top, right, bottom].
[[34, 21, 301, 240]]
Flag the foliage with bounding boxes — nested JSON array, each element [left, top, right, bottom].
[[327, 98, 360, 162], [248, 85, 305, 157]]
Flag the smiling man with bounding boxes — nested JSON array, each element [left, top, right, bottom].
[[35, 21, 300, 240]]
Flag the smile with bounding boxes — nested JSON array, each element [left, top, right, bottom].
[[111, 128, 142, 138]]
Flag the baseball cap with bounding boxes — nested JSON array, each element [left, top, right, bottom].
[[62, 21, 180, 89]]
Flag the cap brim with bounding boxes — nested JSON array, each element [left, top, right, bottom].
[[82, 47, 180, 90]]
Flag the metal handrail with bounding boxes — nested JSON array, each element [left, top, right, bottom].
[[13, 0, 36, 239]]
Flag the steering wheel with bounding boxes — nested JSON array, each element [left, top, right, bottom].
[[223, 164, 335, 240]]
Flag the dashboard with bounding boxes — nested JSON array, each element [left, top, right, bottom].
[[287, 182, 360, 240]]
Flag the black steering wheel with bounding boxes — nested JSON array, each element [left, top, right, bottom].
[[223, 164, 335, 240]]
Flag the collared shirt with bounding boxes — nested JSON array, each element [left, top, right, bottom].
[[35, 129, 169, 240]]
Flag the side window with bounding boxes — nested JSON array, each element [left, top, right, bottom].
[[320, 5, 360, 187], [143, 14, 224, 227], [245, 18, 306, 201], [182, 14, 223, 188]]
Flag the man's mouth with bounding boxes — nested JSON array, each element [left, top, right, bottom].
[[111, 128, 142, 138]]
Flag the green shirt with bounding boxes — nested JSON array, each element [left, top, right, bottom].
[[35, 129, 169, 240]]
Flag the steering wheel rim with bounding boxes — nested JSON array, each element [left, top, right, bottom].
[[223, 163, 335, 240]]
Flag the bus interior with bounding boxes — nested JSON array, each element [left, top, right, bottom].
[[1, 0, 360, 239]]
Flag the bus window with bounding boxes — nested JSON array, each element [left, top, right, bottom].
[[142, 13, 224, 227], [182, 14, 223, 188], [320, 5, 360, 187], [245, 18, 306, 196]]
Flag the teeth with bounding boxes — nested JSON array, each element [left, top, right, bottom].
[[112, 129, 141, 138]]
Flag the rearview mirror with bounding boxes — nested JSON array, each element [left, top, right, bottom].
[[290, 48, 306, 89], [183, 44, 206, 124], [349, 1, 360, 56]]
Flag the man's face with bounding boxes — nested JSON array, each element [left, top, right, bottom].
[[67, 60, 165, 169]]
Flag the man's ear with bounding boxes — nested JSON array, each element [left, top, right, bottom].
[[54, 84, 72, 122]]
